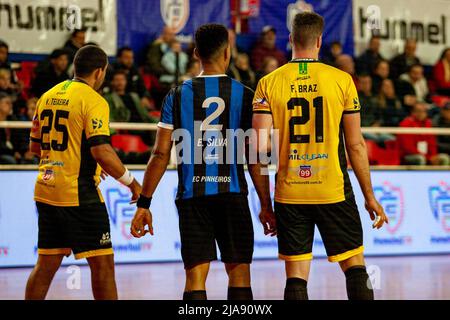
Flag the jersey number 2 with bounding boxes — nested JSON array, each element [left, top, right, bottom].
[[200, 97, 225, 131], [287, 96, 323, 144], [40, 110, 69, 151]]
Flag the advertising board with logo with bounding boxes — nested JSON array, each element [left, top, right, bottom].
[[0, 170, 449, 267]]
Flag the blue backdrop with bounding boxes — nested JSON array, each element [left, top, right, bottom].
[[117, 0, 230, 64], [248, 0, 354, 56]]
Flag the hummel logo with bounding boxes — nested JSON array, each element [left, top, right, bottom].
[[100, 232, 111, 245], [92, 118, 103, 130]]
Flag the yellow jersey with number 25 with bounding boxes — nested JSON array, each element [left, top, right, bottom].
[[30, 80, 111, 207]]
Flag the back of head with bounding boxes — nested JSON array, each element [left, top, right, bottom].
[[195, 24, 229, 62], [74, 45, 108, 78], [291, 12, 324, 50]]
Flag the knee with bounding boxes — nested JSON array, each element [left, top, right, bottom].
[[88, 256, 115, 278], [226, 263, 250, 284]]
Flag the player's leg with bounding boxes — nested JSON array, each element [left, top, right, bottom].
[[176, 197, 217, 300], [86, 254, 118, 300], [275, 202, 314, 300], [26, 202, 71, 300], [70, 203, 116, 300], [214, 194, 254, 300], [25, 254, 65, 300], [184, 261, 211, 300], [316, 197, 373, 300], [339, 253, 373, 300]]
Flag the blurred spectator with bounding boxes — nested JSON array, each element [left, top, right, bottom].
[[356, 35, 384, 75], [432, 102, 450, 155], [398, 102, 450, 165], [31, 49, 69, 98], [256, 56, 279, 83], [357, 74, 395, 145], [0, 40, 10, 70], [146, 26, 176, 77], [251, 26, 286, 72], [398, 64, 429, 103], [0, 69, 18, 100], [180, 59, 201, 83], [63, 29, 86, 63], [227, 53, 256, 89], [0, 41, 21, 96], [322, 41, 342, 66], [377, 79, 407, 127], [389, 39, 421, 79], [228, 28, 239, 62], [357, 74, 380, 126], [0, 92, 15, 164], [104, 70, 156, 124], [371, 59, 390, 94], [335, 54, 357, 83], [160, 39, 189, 87], [10, 98, 39, 164], [432, 47, 450, 96], [110, 47, 150, 101]]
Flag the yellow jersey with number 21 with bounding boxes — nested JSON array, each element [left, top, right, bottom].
[[253, 60, 361, 204]]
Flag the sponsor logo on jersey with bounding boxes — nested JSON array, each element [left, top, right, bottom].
[[160, 0, 190, 33], [92, 118, 103, 130], [288, 150, 328, 161], [298, 165, 312, 178], [42, 169, 54, 181]]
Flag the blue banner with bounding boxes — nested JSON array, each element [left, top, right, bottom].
[[248, 0, 354, 56], [117, 0, 230, 63]]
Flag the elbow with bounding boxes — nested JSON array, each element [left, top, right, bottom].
[[346, 139, 366, 154]]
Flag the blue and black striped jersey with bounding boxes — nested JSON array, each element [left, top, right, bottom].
[[158, 75, 254, 200]]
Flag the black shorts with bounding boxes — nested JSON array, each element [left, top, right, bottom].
[[275, 196, 363, 263], [175, 193, 254, 268], [36, 201, 113, 260]]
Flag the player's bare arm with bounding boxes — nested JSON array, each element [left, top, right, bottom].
[[29, 141, 41, 157], [90, 143, 142, 202], [130, 127, 173, 238], [342, 113, 389, 229], [252, 113, 276, 235]]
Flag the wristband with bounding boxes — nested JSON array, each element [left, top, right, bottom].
[[137, 195, 152, 209], [117, 168, 134, 186]]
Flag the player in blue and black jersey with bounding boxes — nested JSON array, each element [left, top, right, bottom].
[[130, 24, 274, 300]]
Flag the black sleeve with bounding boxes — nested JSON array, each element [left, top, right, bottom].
[[88, 135, 111, 147], [241, 86, 255, 131]]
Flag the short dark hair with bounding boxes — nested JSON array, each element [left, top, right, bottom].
[[50, 49, 68, 60], [291, 12, 324, 49], [195, 24, 229, 61], [407, 63, 423, 73], [72, 28, 87, 37], [74, 45, 108, 77], [111, 69, 128, 79], [117, 46, 133, 58], [0, 40, 8, 51]]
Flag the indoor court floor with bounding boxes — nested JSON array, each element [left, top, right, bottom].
[[0, 255, 448, 300]]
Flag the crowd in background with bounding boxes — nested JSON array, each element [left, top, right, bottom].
[[0, 26, 449, 165]]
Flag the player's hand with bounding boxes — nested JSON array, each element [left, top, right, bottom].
[[259, 208, 277, 236], [128, 179, 142, 204], [365, 198, 389, 229], [130, 208, 154, 238]]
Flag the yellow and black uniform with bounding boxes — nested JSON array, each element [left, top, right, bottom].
[[253, 59, 363, 262], [30, 79, 113, 259]]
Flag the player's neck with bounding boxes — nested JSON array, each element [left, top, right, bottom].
[[73, 76, 95, 89], [292, 50, 319, 61], [199, 63, 226, 76]]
